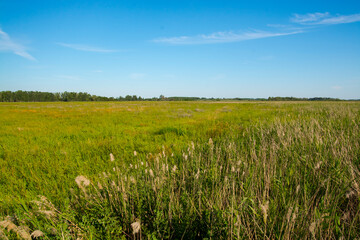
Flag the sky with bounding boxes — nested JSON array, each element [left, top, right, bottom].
[[0, 0, 360, 99]]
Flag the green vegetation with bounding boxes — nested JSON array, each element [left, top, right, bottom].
[[0, 101, 359, 239]]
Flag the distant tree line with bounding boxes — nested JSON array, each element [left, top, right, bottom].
[[0, 90, 353, 102], [0, 91, 146, 102], [267, 97, 342, 101]]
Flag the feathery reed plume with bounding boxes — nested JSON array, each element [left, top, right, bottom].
[[309, 221, 316, 238], [31, 230, 44, 238], [0, 219, 16, 232], [0, 218, 31, 240], [130, 176, 136, 184], [260, 201, 269, 224], [286, 207, 293, 223], [15, 226, 31, 240], [37, 210, 56, 219], [195, 169, 200, 179], [75, 176, 90, 188], [110, 153, 115, 162], [131, 219, 141, 235], [149, 169, 154, 177], [314, 161, 322, 170]]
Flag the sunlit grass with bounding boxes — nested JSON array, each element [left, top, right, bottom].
[[0, 101, 359, 239]]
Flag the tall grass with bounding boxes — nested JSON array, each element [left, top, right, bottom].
[[2, 103, 358, 239]]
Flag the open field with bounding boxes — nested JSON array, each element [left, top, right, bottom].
[[0, 101, 360, 239]]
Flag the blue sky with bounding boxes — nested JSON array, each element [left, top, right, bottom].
[[1, 0, 360, 99]]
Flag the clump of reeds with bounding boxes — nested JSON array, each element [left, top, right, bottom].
[[0, 215, 44, 240], [77, 106, 358, 239]]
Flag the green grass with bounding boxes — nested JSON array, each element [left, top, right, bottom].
[[0, 101, 359, 239]]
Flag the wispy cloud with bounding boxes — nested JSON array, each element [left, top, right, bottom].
[[153, 29, 302, 45], [154, 11, 360, 46], [291, 12, 360, 25], [56, 42, 118, 53], [0, 27, 36, 61]]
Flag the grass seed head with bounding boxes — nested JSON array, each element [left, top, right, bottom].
[[75, 176, 90, 188], [15, 226, 31, 240], [131, 220, 141, 234], [110, 153, 115, 162], [260, 201, 269, 224], [309, 221, 316, 238], [31, 230, 44, 238]]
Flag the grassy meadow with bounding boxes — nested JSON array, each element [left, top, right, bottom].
[[0, 101, 359, 239]]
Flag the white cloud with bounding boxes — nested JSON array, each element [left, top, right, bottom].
[[291, 12, 360, 25], [153, 29, 302, 45], [0, 28, 36, 61], [56, 42, 117, 53], [291, 12, 330, 24], [129, 73, 145, 80]]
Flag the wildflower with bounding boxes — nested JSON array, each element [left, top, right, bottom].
[[134, 151, 137, 156]]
